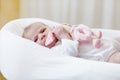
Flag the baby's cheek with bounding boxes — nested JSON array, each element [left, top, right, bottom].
[[36, 39, 44, 46]]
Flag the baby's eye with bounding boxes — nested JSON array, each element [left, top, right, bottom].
[[34, 36, 38, 42], [40, 28, 46, 33]]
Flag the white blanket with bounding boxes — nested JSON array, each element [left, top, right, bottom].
[[0, 18, 120, 80]]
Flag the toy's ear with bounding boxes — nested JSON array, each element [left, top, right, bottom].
[[92, 39, 101, 48], [93, 31, 102, 39], [45, 32, 56, 46], [92, 31, 102, 48]]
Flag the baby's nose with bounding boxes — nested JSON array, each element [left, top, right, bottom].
[[38, 34, 46, 40]]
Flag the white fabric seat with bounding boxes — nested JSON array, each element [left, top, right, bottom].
[[0, 18, 120, 80]]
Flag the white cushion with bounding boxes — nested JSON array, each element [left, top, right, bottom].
[[1, 18, 120, 80]]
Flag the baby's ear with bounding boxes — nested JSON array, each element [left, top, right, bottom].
[[45, 32, 56, 46]]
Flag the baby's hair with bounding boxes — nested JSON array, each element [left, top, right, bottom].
[[22, 25, 31, 38]]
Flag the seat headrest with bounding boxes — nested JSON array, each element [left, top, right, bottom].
[[1, 18, 60, 36]]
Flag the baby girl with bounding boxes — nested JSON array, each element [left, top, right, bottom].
[[22, 22, 120, 64]]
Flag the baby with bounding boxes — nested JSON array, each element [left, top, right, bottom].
[[23, 22, 120, 64], [22, 22, 72, 48]]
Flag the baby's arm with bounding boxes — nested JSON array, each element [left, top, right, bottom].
[[45, 25, 72, 47], [51, 39, 79, 57], [53, 25, 72, 40]]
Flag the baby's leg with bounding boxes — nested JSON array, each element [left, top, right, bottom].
[[115, 37, 120, 42], [108, 52, 120, 64]]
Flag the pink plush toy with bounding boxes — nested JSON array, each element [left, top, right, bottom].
[[45, 31, 56, 46], [45, 24, 102, 48], [70, 24, 102, 48], [92, 31, 102, 48]]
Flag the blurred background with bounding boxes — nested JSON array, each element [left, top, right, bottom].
[[0, 0, 120, 79], [0, 0, 19, 29], [0, 0, 120, 29]]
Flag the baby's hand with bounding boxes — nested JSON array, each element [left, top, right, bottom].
[[53, 26, 72, 40], [45, 25, 72, 48]]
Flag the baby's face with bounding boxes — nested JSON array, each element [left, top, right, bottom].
[[23, 22, 57, 48]]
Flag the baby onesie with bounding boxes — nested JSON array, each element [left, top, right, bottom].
[[51, 38, 120, 62]]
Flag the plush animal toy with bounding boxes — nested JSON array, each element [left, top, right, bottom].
[[92, 31, 102, 48], [45, 24, 102, 48], [70, 24, 102, 48]]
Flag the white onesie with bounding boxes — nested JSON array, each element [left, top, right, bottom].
[[51, 38, 120, 62]]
